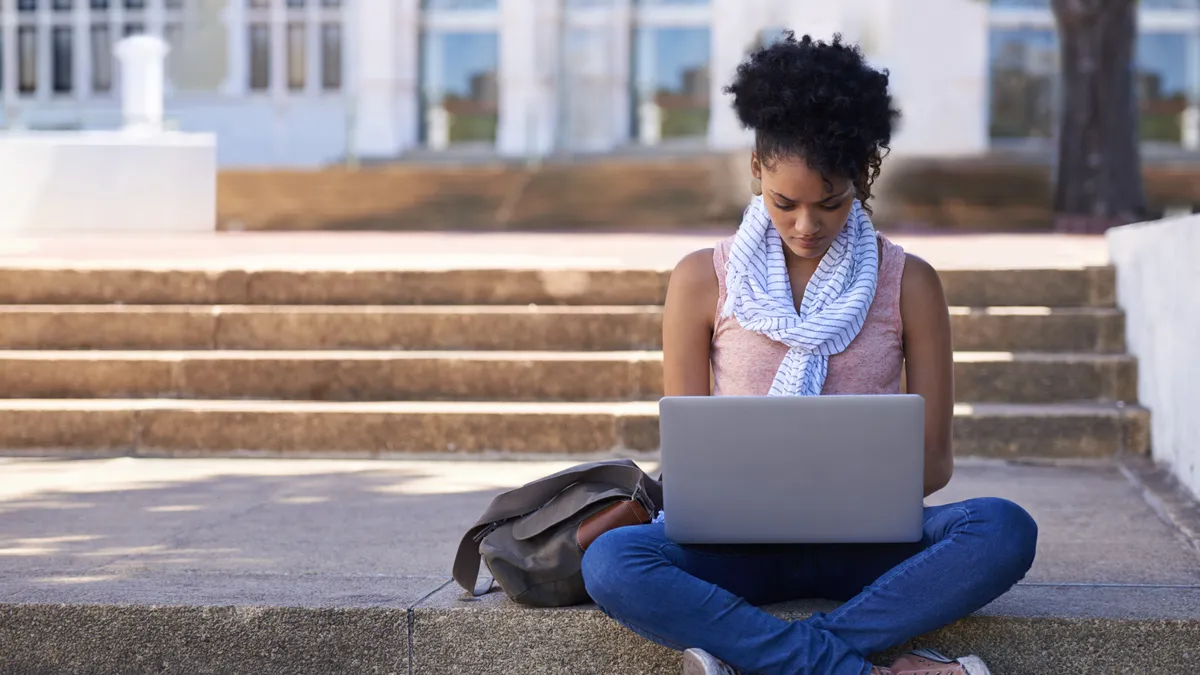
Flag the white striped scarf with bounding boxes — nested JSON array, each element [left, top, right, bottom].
[[722, 195, 879, 397]]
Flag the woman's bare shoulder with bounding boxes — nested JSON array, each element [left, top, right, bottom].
[[666, 248, 720, 324]]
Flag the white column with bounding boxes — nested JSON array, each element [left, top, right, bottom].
[[608, 0, 633, 150], [497, 0, 551, 158], [1184, 30, 1200, 151], [221, 0, 246, 95], [114, 34, 168, 132], [875, 0, 989, 156], [36, 0, 51, 102], [1, 1, 17, 122], [351, 0, 402, 157], [706, 0, 764, 150], [73, 3, 90, 101], [394, 0, 420, 152]]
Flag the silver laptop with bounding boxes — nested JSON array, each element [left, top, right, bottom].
[[659, 395, 926, 545]]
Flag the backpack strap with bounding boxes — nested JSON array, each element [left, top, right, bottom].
[[451, 459, 657, 596]]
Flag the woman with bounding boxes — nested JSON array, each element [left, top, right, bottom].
[[580, 34, 1037, 675]]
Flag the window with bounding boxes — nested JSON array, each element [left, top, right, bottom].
[[988, 28, 1058, 140], [91, 23, 112, 92], [633, 26, 711, 140], [320, 22, 341, 90], [421, 30, 500, 144], [421, 0, 499, 9], [249, 24, 270, 91], [244, 0, 344, 93], [18, 26, 36, 95], [286, 22, 305, 90], [52, 26, 73, 93], [988, 1, 1200, 147], [1137, 32, 1191, 143]]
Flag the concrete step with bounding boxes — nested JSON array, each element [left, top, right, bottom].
[[0, 399, 1149, 459], [3, 458, 1198, 674], [0, 266, 1115, 308], [0, 350, 1138, 405], [0, 305, 1124, 353]]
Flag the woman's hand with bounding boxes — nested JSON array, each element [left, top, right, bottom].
[[900, 254, 956, 496]]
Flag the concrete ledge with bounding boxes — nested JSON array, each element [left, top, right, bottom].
[[413, 584, 1200, 674], [0, 400, 1149, 459], [4, 584, 1197, 675], [0, 267, 1113, 308], [0, 350, 1136, 404], [3, 458, 1198, 674], [0, 306, 1124, 353]]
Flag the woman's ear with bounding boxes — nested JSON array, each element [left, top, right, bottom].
[[749, 152, 762, 196]]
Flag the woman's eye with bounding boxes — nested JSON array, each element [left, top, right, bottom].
[[819, 202, 843, 212], [772, 202, 794, 211]]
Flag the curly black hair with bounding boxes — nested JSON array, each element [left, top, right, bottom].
[[724, 32, 899, 211]]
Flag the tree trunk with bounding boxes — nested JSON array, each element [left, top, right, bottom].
[[1051, 0, 1147, 233]]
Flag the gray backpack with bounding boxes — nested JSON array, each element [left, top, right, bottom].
[[452, 459, 663, 608]]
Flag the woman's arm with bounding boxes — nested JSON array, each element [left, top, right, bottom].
[[900, 254, 956, 496], [662, 249, 719, 397]]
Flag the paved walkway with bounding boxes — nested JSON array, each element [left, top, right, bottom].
[[2, 456, 1196, 607], [0, 231, 1109, 270]]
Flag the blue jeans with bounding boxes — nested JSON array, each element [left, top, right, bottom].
[[581, 498, 1037, 675]]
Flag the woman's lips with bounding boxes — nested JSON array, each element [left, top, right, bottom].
[[791, 237, 823, 249]]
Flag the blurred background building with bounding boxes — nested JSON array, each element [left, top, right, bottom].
[[2, 0, 1196, 168]]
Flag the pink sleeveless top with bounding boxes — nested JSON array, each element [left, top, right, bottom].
[[711, 234, 907, 396]]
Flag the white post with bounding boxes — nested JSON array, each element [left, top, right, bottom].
[[706, 0, 764, 150], [1183, 106, 1200, 151], [115, 35, 169, 133], [498, 0, 542, 157], [351, 0, 401, 158], [638, 99, 662, 146]]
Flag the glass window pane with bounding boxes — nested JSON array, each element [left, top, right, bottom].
[[124, 0, 145, 8], [1137, 32, 1189, 143], [52, 26, 73, 94], [988, 0, 1049, 8], [91, 0, 110, 8], [1142, 0, 1200, 9], [287, 0, 305, 7], [18, 26, 36, 94], [287, 22, 305, 90], [124, 23, 144, 36], [421, 0, 498, 10], [249, 23, 270, 90], [988, 27, 1058, 139], [421, 30, 499, 144], [53, 0, 73, 10], [321, 0, 341, 6], [165, 0, 184, 8], [633, 26, 710, 140], [248, 0, 269, 8], [91, 23, 112, 92], [321, 22, 342, 90], [18, 0, 37, 12]]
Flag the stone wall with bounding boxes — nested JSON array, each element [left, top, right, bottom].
[[217, 153, 1200, 232], [1107, 214, 1200, 499]]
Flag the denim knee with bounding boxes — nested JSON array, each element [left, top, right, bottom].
[[581, 525, 663, 611], [972, 497, 1039, 581]]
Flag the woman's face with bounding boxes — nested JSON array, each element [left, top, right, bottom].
[[754, 153, 856, 261]]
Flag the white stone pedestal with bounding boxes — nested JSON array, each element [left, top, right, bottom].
[[0, 131, 217, 234]]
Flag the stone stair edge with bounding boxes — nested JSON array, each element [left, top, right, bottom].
[[4, 582, 1198, 675], [0, 266, 1115, 307]]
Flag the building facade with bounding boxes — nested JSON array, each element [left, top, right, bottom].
[[2, 0, 1196, 167]]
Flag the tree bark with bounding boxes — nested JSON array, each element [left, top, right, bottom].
[[1051, 0, 1147, 233]]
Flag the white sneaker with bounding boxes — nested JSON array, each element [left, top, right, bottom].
[[683, 648, 738, 675]]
